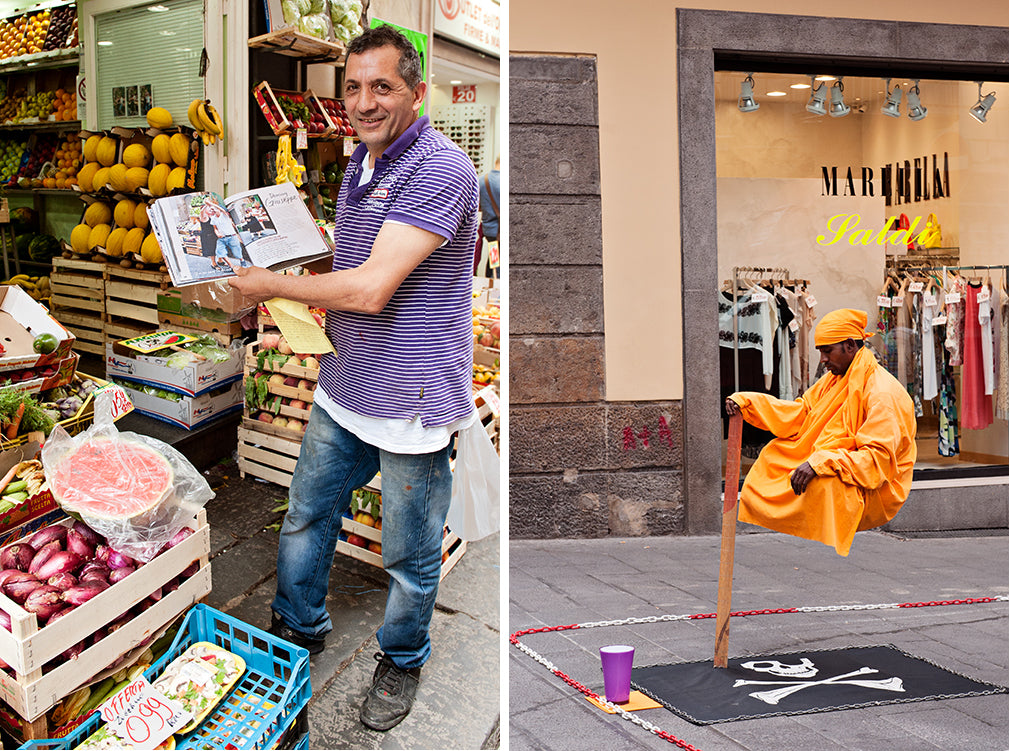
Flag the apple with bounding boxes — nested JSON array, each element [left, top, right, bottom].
[[257, 412, 274, 424], [297, 379, 314, 391], [375, 518, 382, 530], [272, 416, 288, 429], [479, 332, 494, 347], [289, 399, 306, 411], [261, 333, 280, 350], [283, 376, 299, 387], [368, 542, 382, 555], [346, 533, 367, 548], [354, 512, 375, 527], [286, 419, 303, 432], [268, 373, 286, 385], [490, 322, 500, 339]]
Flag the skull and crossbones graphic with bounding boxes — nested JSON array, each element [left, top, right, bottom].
[[734, 658, 905, 705]]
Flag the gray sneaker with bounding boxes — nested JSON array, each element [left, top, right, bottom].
[[359, 652, 422, 731]]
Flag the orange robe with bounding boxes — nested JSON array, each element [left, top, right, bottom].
[[730, 347, 917, 556]]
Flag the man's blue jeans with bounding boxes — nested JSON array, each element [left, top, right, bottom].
[[272, 405, 454, 669], [214, 234, 243, 260]]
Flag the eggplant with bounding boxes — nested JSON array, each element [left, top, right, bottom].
[[33, 551, 83, 581], [28, 540, 62, 576], [70, 520, 103, 548], [23, 585, 63, 620], [62, 582, 109, 606], [65, 529, 95, 560], [3, 572, 41, 604], [27, 524, 67, 551], [0, 543, 34, 572]]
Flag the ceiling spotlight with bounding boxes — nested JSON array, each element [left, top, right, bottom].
[[790, 83, 810, 90], [969, 81, 997, 123], [906, 80, 927, 121], [881, 78, 902, 118], [828, 78, 850, 117], [806, 77, 827, 115], [738, 74, 759, 112], [766, 91, 787, 97], [814, 75, 836, 82]]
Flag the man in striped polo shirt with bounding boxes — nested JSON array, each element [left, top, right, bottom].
[[229, 25, 479, 731]]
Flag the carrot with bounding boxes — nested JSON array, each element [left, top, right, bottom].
[[5, 402, 24, 440]]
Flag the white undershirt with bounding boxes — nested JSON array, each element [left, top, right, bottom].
[[316, 153, 476, 454]]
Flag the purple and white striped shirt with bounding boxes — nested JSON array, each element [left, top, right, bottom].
[[318, 116, 479, 428]]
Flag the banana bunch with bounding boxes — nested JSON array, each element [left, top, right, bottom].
[[187, 97, 224, 145], [3, 274, 50, 302], [275, 134, 305, 186]]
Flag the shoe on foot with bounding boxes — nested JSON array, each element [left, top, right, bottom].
[[268, 614, 326, 655], [359, 652, 422, 731]]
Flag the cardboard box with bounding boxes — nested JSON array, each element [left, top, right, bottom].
[[4, 351, 78, 395], [115, 378, 243, 429], [157, 282, 247, 319], [0, 285, 75, 371], [105, 340, 243, 397]]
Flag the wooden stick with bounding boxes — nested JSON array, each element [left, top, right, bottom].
[[715, 413, 743, 668]]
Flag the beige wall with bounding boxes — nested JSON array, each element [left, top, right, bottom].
[[511, 0, 1009, 401]]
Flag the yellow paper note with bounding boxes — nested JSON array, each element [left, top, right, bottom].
[[264, 298, 334, 355]]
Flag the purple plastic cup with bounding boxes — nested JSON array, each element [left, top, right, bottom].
[[600, 644, 635, 703]]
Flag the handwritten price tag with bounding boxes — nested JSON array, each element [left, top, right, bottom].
[[788, 318, 800, 333], [100, 677, 193, 749], [93, 384, 134, 424], [945, 292, 961, 305], [932, 314, 948, 326], [877, 296, 892, 308], [751, 290, 769, 303], [977, 286, 991, 303], [893, 296, 905, 307], [295, 128, 307, 150], [924, 293, 936, 307], [476, 385, 500, 417], [908, 281, 924, 293], [805, 294, 817, 308], [343, 137, 355, 156]]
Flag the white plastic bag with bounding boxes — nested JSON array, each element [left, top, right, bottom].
[[446, 418, 500, 541]]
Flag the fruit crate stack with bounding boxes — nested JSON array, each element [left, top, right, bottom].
[[236, 335, 319, 487], [102, 265, 174, 345], [335, 487, 467, 581], [48, 257, 105, 356], [0, 510, 211, 742]]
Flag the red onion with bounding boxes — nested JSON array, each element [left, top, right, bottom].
[[3, 572, 41, 603], [46, 606, 74, 626], [62, 582, 109, 606], [70, 520, 102, 547], [0, 543, 34, 572], [108, 566, 134, 584], [159, 527, 194, 555], [27, 524, 67, 551], [34, 551, 83, 581], [181, 561, 200, 578], [0, 609, 10, 631], [80, 561, 110, 579], [163, 578, 180, 593], [79, 571, 109, 586], [23, 585, 63, 620], [94, 545, 111, 566], [105, 550, 135, 570], [28, 540, 62, 576], [0, 569, 26, 589], [65, 529, 95, 560], [47, 572, 77, 591]]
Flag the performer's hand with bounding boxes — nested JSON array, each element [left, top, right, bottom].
[[725, 398, 741, 417], [225, 260, 276, 303], [790, 461, 817, 495]]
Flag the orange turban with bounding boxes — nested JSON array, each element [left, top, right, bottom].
[[814, 308, 871, 347]]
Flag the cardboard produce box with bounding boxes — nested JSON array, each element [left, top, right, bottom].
[[105, 339, 243, 398], [115, 379, 243, 429], [0, 285, 75, 371]]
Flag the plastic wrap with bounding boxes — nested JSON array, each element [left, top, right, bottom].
[[40, 391, 214, 562]]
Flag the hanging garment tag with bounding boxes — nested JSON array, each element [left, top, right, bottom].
[[908, 281, 924, 293], [751, 290, 769, 303], [977, 286, 991, 303], [788, 318, 800, 333], [877, 296, 892, 308], [945, 292, 961, 305], [932, 315, 948, 326], [805, 294, 817, 308], [924, 293, 936, 307], [893, 296, 904, 307]]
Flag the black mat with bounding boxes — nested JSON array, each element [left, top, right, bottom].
[[631, 645, 1007, 725]]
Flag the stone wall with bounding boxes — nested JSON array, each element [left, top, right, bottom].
[[509, 54, 686, 539]]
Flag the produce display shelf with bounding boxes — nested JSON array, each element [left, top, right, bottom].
[[21, 603, 312, 750], [248, 30, 345, 62]]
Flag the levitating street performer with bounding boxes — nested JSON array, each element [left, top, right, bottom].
[[725, 308, 917, 556]]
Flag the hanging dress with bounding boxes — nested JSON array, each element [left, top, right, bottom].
[[998, 284, 1009, 421], [936, 297, 959, 457], [961, 282, 994, 430], [944, 277, 965, 367], [908, 291, 923, 417], [921, 291, 939, 402]]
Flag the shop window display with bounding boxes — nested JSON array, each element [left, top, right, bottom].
[[713, 71, 1008, 474]]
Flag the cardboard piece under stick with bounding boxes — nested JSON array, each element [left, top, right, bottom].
[[586, 690, 664, 714], [264, 298, 334, 354]]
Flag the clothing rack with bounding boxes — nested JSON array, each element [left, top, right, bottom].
[[886, 264, 1009, 291], [730, 266, 791, 392]]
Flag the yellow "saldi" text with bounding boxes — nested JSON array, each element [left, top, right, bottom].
[[816, 213, 924, 246]]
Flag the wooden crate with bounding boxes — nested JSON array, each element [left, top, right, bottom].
[[336, 514, 466, 581], [50, 258, 106, 356], [237, 422, 303, 487], [103, 265, 173, 341], [0, 510, 211, 724]]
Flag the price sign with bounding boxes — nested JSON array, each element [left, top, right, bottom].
[[924, 293, 936, 307], [932, 314, 948, 326], [751, 290, 769, 303], [476, 385, 500, 416], [94, 384, 134, 423], [945, 292, 961, 305], [100, 677, 193, 748], [805, 294, 817, 308], [908, 281, 924, 293], [893, 296, 905, 307], [488, 241, 499, 270], [788, 318, 800, 333], [876, 296, 892, 308], [296, 128, 308, 150], [343, 137, 355, 156], [452, 85, 477, 104], [978, 286, 991, 303]]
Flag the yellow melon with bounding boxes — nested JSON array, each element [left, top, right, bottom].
[[122, 143, 150, 169], [70, 223, 91, 254], [169, 133, 190, 167], [83, 202, 113, 227], [96, 136, 117, 167], [134, 202, 150, 229], [123, 227, 146, 257], [92, 167, 111, 191], [82, 135, 102, 163], [151, 134, 172, 164], [167, 166, 187, 192], [125, 167, 149, 192], [105, 227, 128, 257], [114, 199, 137, 228], [140, 232, 163, 264], [146, 107, 173, 130], [148, 163, 171, 197], [88, 223, 111, 250], [108, 164, 130, 192], [76, 162, 99, 192]]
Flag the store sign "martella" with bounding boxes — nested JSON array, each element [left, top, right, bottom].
[[434, 0, 500, 57], [820, 152, 951, 206]]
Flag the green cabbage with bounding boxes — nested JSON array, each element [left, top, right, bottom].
[[281, 0, 300, 23], [332, 22, 352, 43], [298, 12, 330, 39], [308, 0, 326, 14], [296, 0, 312, 15]]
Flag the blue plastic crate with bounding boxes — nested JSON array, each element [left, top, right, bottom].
[[21, 604, 311, 750]]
